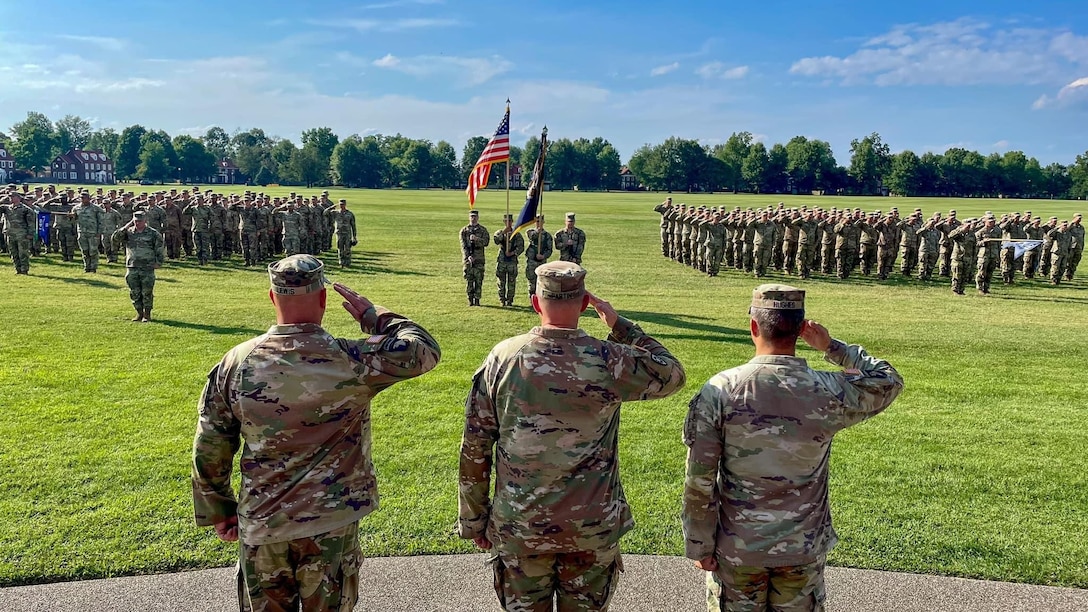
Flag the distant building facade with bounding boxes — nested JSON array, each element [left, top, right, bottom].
[[620, 166, 639, 190], [0, 146, 14, 183], [211, 159, 242, 184], [51, 149, 115, 184]]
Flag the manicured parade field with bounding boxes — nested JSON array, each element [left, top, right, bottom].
[[0, 188, 1085, 587]]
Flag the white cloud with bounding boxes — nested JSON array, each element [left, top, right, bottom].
[[369, 53, 513, 86], [1033, 76, 1088, 109], [790, 18, 1088, 86], [696, 61, 749, 80], [650, 62, 679, 77], [55, 35, 127, 52], [362, 0, 443, 8], [308, 17, 459, 33], [992, 139, 1010, 149]]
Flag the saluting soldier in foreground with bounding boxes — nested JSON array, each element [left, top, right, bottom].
[[113, 211, 164, 322], [192, 255, 440, 612], [683, 284, 903, 612]]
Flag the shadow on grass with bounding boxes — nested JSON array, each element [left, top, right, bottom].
[[33, 274, 120, 289], [616, 310, 749, 343], [156, 319, 264, 335]]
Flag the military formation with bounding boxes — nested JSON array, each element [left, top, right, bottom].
[[460, 210, 587, 307], [0, 183, 360, 277], [655, 197, 1084, 294]]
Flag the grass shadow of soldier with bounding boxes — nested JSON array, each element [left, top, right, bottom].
[[612, 310, 749, 343], [156, 319, 264, 335], [352, 251, 430, 277], [34, 274, 119, 289]]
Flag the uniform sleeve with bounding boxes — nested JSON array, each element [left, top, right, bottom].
[[541, 232, 553, 258], [191, 363, 241, 527], [336, 307, 441, 394], [511, 233, 525, 257], [604, 316, 686, 401], [154, 230, 165, 266], [574, 230, 585, 259], [682, 384, 723, 560], [457, 359, 499, 539], [459, 229, 470, 260], [821, 339, 904, 428]]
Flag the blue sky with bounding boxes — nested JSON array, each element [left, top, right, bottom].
[[1, 0, 1086, 164]]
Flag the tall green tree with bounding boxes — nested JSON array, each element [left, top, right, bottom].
[[290, 146, 326, 188], [202, 126, 231, 160], [766, 143, 789, 193], [271, 139, 299, 183], [232, 128, 274, 179], [848, 132, 891, 195], [461, 136, 489, 182], [741, 142, 770, 192], [431, 140, 460, 188], [115, 125, 148, 180], [172, 135, 216, 183], [9, 111, 57, 172], [399, 141, 434, 188], [712, 131, 753, 192], [137, 141, 171, 183], [886, 150, 922, 196], [1067, 152, 1088, 199], [86, 129, 120, 159], [1041, 163, 1071, 199], [331, 136, 366, 187], [54, 115, 93, 155]]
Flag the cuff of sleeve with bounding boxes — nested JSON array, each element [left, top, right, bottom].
[[685, 543, 715, 562], [358, 305, 380, 333], [606, 316, 639, 344], [823, 339, 848, 365]]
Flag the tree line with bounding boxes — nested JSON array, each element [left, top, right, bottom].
[[4, 111, 1087, 198]]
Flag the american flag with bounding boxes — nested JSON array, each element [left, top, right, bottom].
[[465, 107, 510, 208]]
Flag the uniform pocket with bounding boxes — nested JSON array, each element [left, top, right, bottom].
[[487, 554, 507, 608]]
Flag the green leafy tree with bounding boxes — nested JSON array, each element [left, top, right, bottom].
[[54, 115, 93, 155], [253, 166, 274, 186], [848, 132, 891, 195], [115, 125, 148, 179], [9, 111, 57, 172], [232, 128, 274, 179], [741, 142, 770, 193], [399, 141, 434, 188], [290, 146, 326, 188], [460, 136, 489, 180], [766, 143, 789, 193], [202, 126, 231, 160], [137, 141, 171, 183], [431, 140, 460, 188], [1041, 163, 1071, 199], [712, 131, 752, 192], [546, 138, 579, 190], [331, 136, 365, 187], [172, 135, 216, 183], [86, 129, 120, 160], [271, 139, 300, 184], [886, 150, 922, 196], [301, 127, 339, 161], [627, 144, 665, 190], [917, 152, 943, 196], [1067, 152, 1088, 199]]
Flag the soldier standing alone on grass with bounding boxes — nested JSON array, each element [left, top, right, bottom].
[[555, 212, 586, 264], [459, 261, 685, 611], [460, 209, 490, 306], [112, 211, 164, 322], [192, 255, 440, 612], [682, 284, 903, 612], [326, 199, 358, 268]]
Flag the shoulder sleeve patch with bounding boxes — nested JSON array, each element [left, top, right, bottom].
[[365, 334, 386, 345]]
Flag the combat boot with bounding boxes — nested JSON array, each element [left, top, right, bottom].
[[132, 307, 143, 322], [142, 310, 152, 323]]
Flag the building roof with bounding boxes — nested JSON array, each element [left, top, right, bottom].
[[54, 149, 113, 165], [619, 166, 633, 176], [219, 158, 239, 170]]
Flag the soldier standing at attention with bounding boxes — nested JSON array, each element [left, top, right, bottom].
[[163, 197, 184, 260], [325, 199, 358, 268], [682, 285, 903, 612], [524, 214, 553, 301], [493, 214, 525, 307], [460, 209, 490, 306], [1066, 213, 1083, 280], [184, 196, 213, 265], [192, 254, 440, 612], [555, 212, 586, 264], [72, 192, 105, 273], [898, 212, 921, 277], [654, 197, 673, 258], [112, 211, 164, 322], [459, 261, 685, 612], [0, 190, 35, 274]]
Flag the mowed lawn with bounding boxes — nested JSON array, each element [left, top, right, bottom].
[[0, 188, 1085, 588]]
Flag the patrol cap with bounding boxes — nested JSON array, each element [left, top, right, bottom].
[[133, 210, 146, 220], [535, 261, 586, 300], [469, 209, 479, 217], [565, 212, 576, 221], [503, 213, 513, 221], [751, 283, 805, 311], [535, 214, 544, 221], [338, 198, 347, 204], [268, 254, 330, 296]]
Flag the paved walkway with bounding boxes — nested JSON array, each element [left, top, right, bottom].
[[2, 554, 1086, 611]]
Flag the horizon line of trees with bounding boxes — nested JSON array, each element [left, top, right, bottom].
[[5, 111, 1088, 199]]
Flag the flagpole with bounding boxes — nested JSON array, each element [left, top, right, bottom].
[[538, 126, 547, 254], [505, 99, 511, 219]]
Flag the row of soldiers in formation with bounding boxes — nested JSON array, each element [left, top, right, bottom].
[[654, 198, 1084, 295], [458, 209, 587, 306], [0, 184, 359, 275]]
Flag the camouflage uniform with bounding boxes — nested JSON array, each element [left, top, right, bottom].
[[817, 217, 835, 275], [555, 215, 586, 264], [915, 222, 941, 281], [494, 219, 525, 307], [47, 199, 78, 260], [1066, 217, 1084, 280], [683, 285, 903, 612], [999, 217, 1025, 284], [100, 206, 123, 263], [857, 219, 878, 276], [936, 215, 961, 277], [209, 201, 227, 260], [705, 218, 726, 277], [792, 217, 818, 280], [192, 254, 441, 612], [112, 213, 164, 321], [833, 219, 859, 279], [185, 202, 213, 265], [275, 207, 303, 256], [875, 217, 898, 280], [1047, 224, 1072, 285], [460, 213, 490, 306], [72, 200, 104, 272], [325, 204, 357, 268], [163, 202, 184, 259], [1021, 222, 1045, 279], [234, 204, 260, 266], [751, 218, 776, 278], [898, 217, 920, 276], [975, 223, 1003, 294], [0, 198, 35, 274], [948, 221, 978, 295], [459, 262, 686, 612], [654, 201, 672, 257], [524, 224, 553, 299], [181, 202, 195, 256]]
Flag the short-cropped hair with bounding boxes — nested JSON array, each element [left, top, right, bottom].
[[750, 307, 805, 340]]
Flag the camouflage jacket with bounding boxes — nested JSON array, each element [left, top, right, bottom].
[[144, 205, 167, 232], [72, 203, 104, 235], [1069, 223, 1084, 251], [555, 227, 586, 262], [493, 228, 525, 263], [654, 203, 671, 228], [682, 340, 903, 567], [0, 203, 36, 237], [113, 225, 164, 269], [100, 209, 122, 236], [460, 224, 490, 265], [185, 205, 212, 233], [524, 229, 553, 264], [326, 208, 357, 238], [976, 226, 1003, 260], [192, 308, 441, 545], [948, 223, 978, 262], [458, 317, 686, 555]]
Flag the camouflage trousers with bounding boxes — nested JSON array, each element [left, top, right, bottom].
[[1066, 248, 1081, 279], [1050, 252, 1067, 284], [795, 244, 815, 279], [465, 264, 484, 302], [336, 233, 352, 267], [661, 228, 671, 257], [57, 228, 77, 260], [284, 235, 301, 257], [820, 243, 835, 274], [125, 267, 155, 312], [951, 257, 972, 294], [182, 228, 194, 256], [732, 242, 744, 270], [753, 243, 772, 277], [916, 250, 937, 281], [1022, 249, 1040, 278], [496, 260, 519, 305], [241, 231, 258, 266], [193, 231, 210, 264], [706, 245, 724, 276], [78, 232, 100, 272], [489, 545, 622, 612], [772, 239, 785, 271], [164, 228, 182, 259], [526, 261, 544, 298], [5, 233, 30, 273], [1000, 248, 1017, 283], [238, 522, 362, 612], [100, 234, 118, 263], [976, 255, 998, 293], [899, 245, 917, 275], [877, 245, 896, 280], [938, 243, 953, 276], [707, 556, 826, 612], [211, 230, 225, 260], [836, 248, 857, 279], [859, 243, 876, 275]]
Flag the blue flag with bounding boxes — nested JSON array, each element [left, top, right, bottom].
[[513, 128, 548, 236], [37, 211, 51, 246], [1002, 240, 1042, 259]]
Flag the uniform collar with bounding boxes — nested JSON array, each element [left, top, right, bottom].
[[268, 322, 326, 335], [748, 354, 808, 366], [531, 325, 587, 339]]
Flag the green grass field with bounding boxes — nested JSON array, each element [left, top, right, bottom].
[[1, 188, 1086, 588]]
